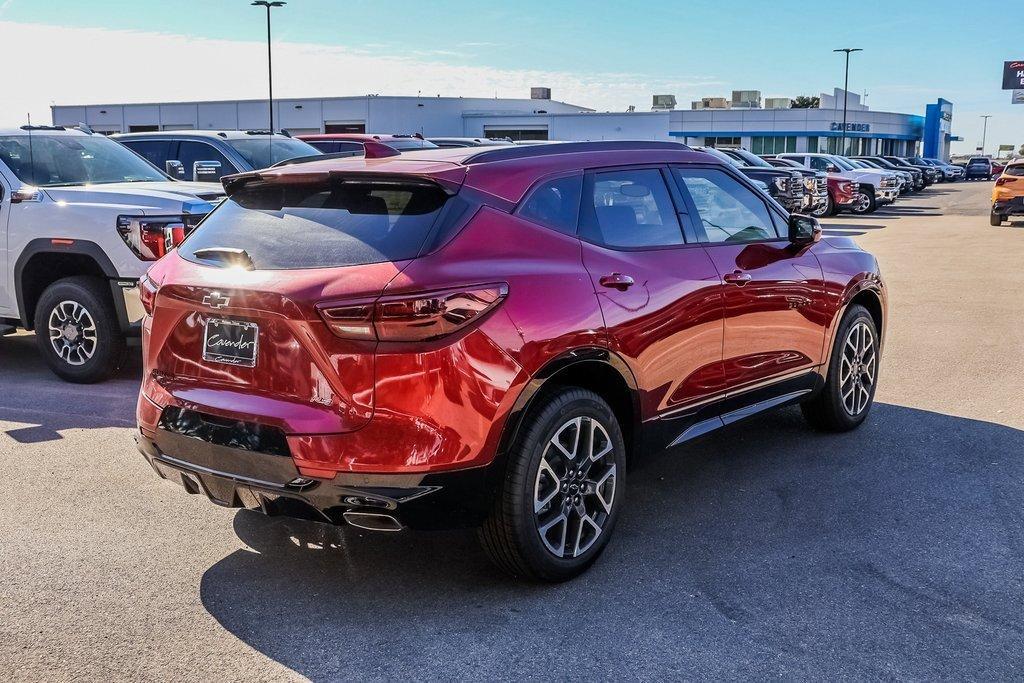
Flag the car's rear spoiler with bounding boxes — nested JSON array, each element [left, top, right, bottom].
[[221, 168, 465, 197]]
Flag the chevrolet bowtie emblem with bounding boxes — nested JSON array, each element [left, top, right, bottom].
[[202, 292, 230, 309]]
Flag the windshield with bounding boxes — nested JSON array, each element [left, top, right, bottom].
[[968, 158, 989, 164], [731, 149, 773, 168], [699, 147, 743, 167], [828, 155, 857, 171], [1005, 165, 1024, 177], [225, 137, 320, 170], [0, 133, 166, 187]]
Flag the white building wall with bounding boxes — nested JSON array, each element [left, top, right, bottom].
[[463, 112, 671, 141], [51, 95, 591, 135]]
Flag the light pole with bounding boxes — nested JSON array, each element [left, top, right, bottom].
[[980, 115, 992, 155], [833, 48, 862, 155], [252, 1, 286, 133]]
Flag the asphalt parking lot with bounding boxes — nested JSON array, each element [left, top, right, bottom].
[[1, 181, 1022, 680]]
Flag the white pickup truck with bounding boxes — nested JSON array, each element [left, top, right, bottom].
[[0, 126, 223, 382]]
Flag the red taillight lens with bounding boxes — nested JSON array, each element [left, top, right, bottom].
[[117, 215, 193, 261], [139, 274, 160, 315], [995, 177, 1017, 186], [318, 284, 509, 342]]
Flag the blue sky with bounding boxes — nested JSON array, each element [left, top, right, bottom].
[[0, 0, 1019, 153]]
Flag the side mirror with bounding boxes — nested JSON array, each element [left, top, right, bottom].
[[788, 214, 821, 245], [165, 160, 185, 178], [193, 161, 222, 181]]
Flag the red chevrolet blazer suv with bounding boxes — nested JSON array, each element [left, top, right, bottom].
[[135, 141, 886, 581]]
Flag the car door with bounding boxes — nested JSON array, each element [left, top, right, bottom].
[[577, 166, 725, 422], [671, 165, 827, 395], [176, 141, 239, 182], [120, 139, 177, 176]]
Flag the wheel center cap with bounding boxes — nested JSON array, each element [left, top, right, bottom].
[[63, 325, 79, 342]]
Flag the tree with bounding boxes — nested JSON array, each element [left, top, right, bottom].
[[791, 96, 820, 109]]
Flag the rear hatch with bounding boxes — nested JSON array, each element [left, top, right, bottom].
[[144, 165, 465, 435]]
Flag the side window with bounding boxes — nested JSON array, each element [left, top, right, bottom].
[[674, 168, 779, 244], [176, 141, 236, 181], [517, 174, 582, 236], [581, 168, 683, 248], [808, 156, 829, 172], [122, 140, 172, 171]]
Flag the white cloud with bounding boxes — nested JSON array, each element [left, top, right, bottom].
[[0, 21, 722, 126]]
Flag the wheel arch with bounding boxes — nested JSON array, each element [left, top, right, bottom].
[[497, 348, 641, 467], [14, 239, 122, 330]]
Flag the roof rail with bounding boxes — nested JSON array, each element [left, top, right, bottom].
[[462, 140, 691, 165], [20, 125, 66, 132]]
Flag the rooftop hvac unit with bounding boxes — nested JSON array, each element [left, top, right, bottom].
[[531, 87, 551, 100], [652, 94, 677, 110]]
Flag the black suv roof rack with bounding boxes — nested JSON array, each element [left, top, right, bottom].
[[20, 125, 66, 131], [462, 140, 691, 165], [244, 129, 291, 137]]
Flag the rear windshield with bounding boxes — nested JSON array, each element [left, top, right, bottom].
[[1005, 165, 1024, 177], [181, 180, 450, 269]]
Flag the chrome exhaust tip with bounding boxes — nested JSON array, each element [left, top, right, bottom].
[[343, 511, 404, 532]]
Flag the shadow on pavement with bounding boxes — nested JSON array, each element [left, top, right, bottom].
[[0, 333, 140, 442], [199, 403, 1024, 680]]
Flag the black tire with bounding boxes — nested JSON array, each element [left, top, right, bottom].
[[812, 194, 835, 218], [33, 276, 126, 383], [479, 387, 626, 582], [801, 304, 879, 432], [990, 211, 1003, 226], [850, 189, 876, 215]]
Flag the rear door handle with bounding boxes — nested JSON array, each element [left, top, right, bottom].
[[599, 273, 635, 290], [723, 271, 752, 286]]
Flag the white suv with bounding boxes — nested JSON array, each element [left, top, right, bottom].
[[0, 126, 223, 382]]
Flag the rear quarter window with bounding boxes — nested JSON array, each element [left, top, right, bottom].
[[181, 180, 450, 269]]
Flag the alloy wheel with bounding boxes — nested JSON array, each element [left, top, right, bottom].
[[48, 300, 98, 366], [533, 416, 617, 558], [851, 192, 871, 213], [839, 321, 876, 416]]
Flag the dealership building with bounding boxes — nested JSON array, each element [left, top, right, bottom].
[[51, 87, 957, 160]]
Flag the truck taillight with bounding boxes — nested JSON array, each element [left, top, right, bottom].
[[139, 274, 160, 315], [318, 284, 509, 342], [117, 215, 199, 261]]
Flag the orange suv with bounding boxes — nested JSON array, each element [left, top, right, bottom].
[[991, 160, 1024, 226]]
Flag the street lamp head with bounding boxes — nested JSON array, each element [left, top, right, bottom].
[[833, 48, 863, 54], [251, 1, 286, 6]]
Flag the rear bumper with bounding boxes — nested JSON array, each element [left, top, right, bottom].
[[136, 429, 496, 531], [993, 198, 1024, 216]]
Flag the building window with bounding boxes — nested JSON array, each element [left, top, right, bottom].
[[704, 136, 740, 149], [128, 125, 159, 133], [808, 137, 818, 153], [751, 136, 796, 155], [325, 123, 366, 134], [484, 127, 548, 141]]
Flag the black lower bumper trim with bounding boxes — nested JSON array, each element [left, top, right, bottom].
[[136, 431, 495, 531]]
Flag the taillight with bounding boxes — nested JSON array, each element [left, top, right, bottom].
[[995, 177, 1017, 186], [139, 273, 160, 315], [318, 284, 509, 342], [117, 214, 199, 261]]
